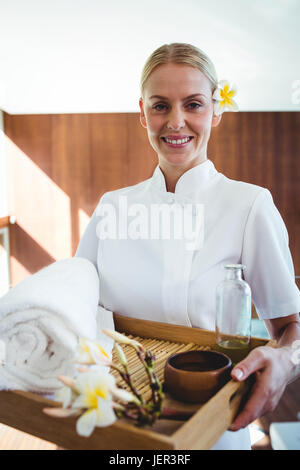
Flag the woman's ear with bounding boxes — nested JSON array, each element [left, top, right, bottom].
[[212, 113, 222, 128], [139, 98, 147, 129]]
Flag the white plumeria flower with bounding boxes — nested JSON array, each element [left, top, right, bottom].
[[43, 406, 81, 418], [75, 337, 111, 365], [213, 80, 238, 115], [72, 369, 117, 437], [54, 385, 74, 408], [110, 387, 140, 406], [75, 396, 117, 437], [57, 375, 77, 390], [114, 343, 128, 366], [102, 328, 142, 349]]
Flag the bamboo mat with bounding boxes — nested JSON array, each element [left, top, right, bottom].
[[111, 333, 211, 401]]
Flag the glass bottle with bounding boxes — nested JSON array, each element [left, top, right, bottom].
[[215, 264, 252, 363]]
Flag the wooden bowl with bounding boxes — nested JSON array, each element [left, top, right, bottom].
[[164, 350, 232, 403]]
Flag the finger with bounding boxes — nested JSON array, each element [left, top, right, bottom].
[[229, 371, 271, 431], [231, 347, 267, 382]]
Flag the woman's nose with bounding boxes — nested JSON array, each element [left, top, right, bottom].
[[166, 106, 185, 130]]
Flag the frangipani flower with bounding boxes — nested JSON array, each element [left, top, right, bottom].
[[110, 386, 140, 406], [44, 368, 140, 436], [54, 385, 74, 408], [75, 337, 111, 366], [72, 369, 117, 436], [102, 328, 143, 350], [114, 343, 128, 367], [43, 406, 81, 418], [43, 329, 164, 433], [213, 80, 238, 115]]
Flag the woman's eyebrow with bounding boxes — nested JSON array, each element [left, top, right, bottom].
[[149, 93, 206, 100]]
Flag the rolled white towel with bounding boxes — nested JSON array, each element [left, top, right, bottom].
[[0, 257, 114, 393]]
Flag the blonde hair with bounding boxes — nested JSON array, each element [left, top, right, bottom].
[[140, 43, 218, 98]]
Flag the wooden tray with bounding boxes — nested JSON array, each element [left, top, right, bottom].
[[0, 314, 272, 450]]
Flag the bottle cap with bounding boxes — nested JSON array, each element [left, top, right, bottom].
[[224, 264, 246, 270]]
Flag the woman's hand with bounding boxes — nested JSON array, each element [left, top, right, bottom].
[[228, 345, 292, 431]]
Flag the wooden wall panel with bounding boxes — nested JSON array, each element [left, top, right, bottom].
[[3, 111, 299, 285], [126, 114, 157, 185]]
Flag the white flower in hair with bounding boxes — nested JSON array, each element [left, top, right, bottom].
[[213, 80, 238, 115]]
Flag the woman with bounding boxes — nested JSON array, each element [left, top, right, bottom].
[[75, 43, 300, 450]]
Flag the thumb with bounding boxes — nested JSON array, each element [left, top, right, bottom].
[[231, 347, 266, 381]]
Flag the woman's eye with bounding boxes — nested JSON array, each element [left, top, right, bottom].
[[153, 104, 167, 111], [152, 102, 202, 111], [187, 102, 202, 109]]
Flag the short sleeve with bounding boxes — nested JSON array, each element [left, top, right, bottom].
[[74, 200, 102, 273], [242, 189, 300, 319]]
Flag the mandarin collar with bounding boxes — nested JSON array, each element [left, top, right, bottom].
[[151, 159, 219, 197]]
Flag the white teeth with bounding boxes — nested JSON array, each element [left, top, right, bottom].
[[165, 137, 191, 144]]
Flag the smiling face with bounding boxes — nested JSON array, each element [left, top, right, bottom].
[[139, 63, 221, 173]]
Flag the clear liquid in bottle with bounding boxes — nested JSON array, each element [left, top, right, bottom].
[[215, 264, 252, 364]]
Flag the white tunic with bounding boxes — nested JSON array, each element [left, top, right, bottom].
[[76, 159, 300, 326], [75, 158, 300, 449]]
